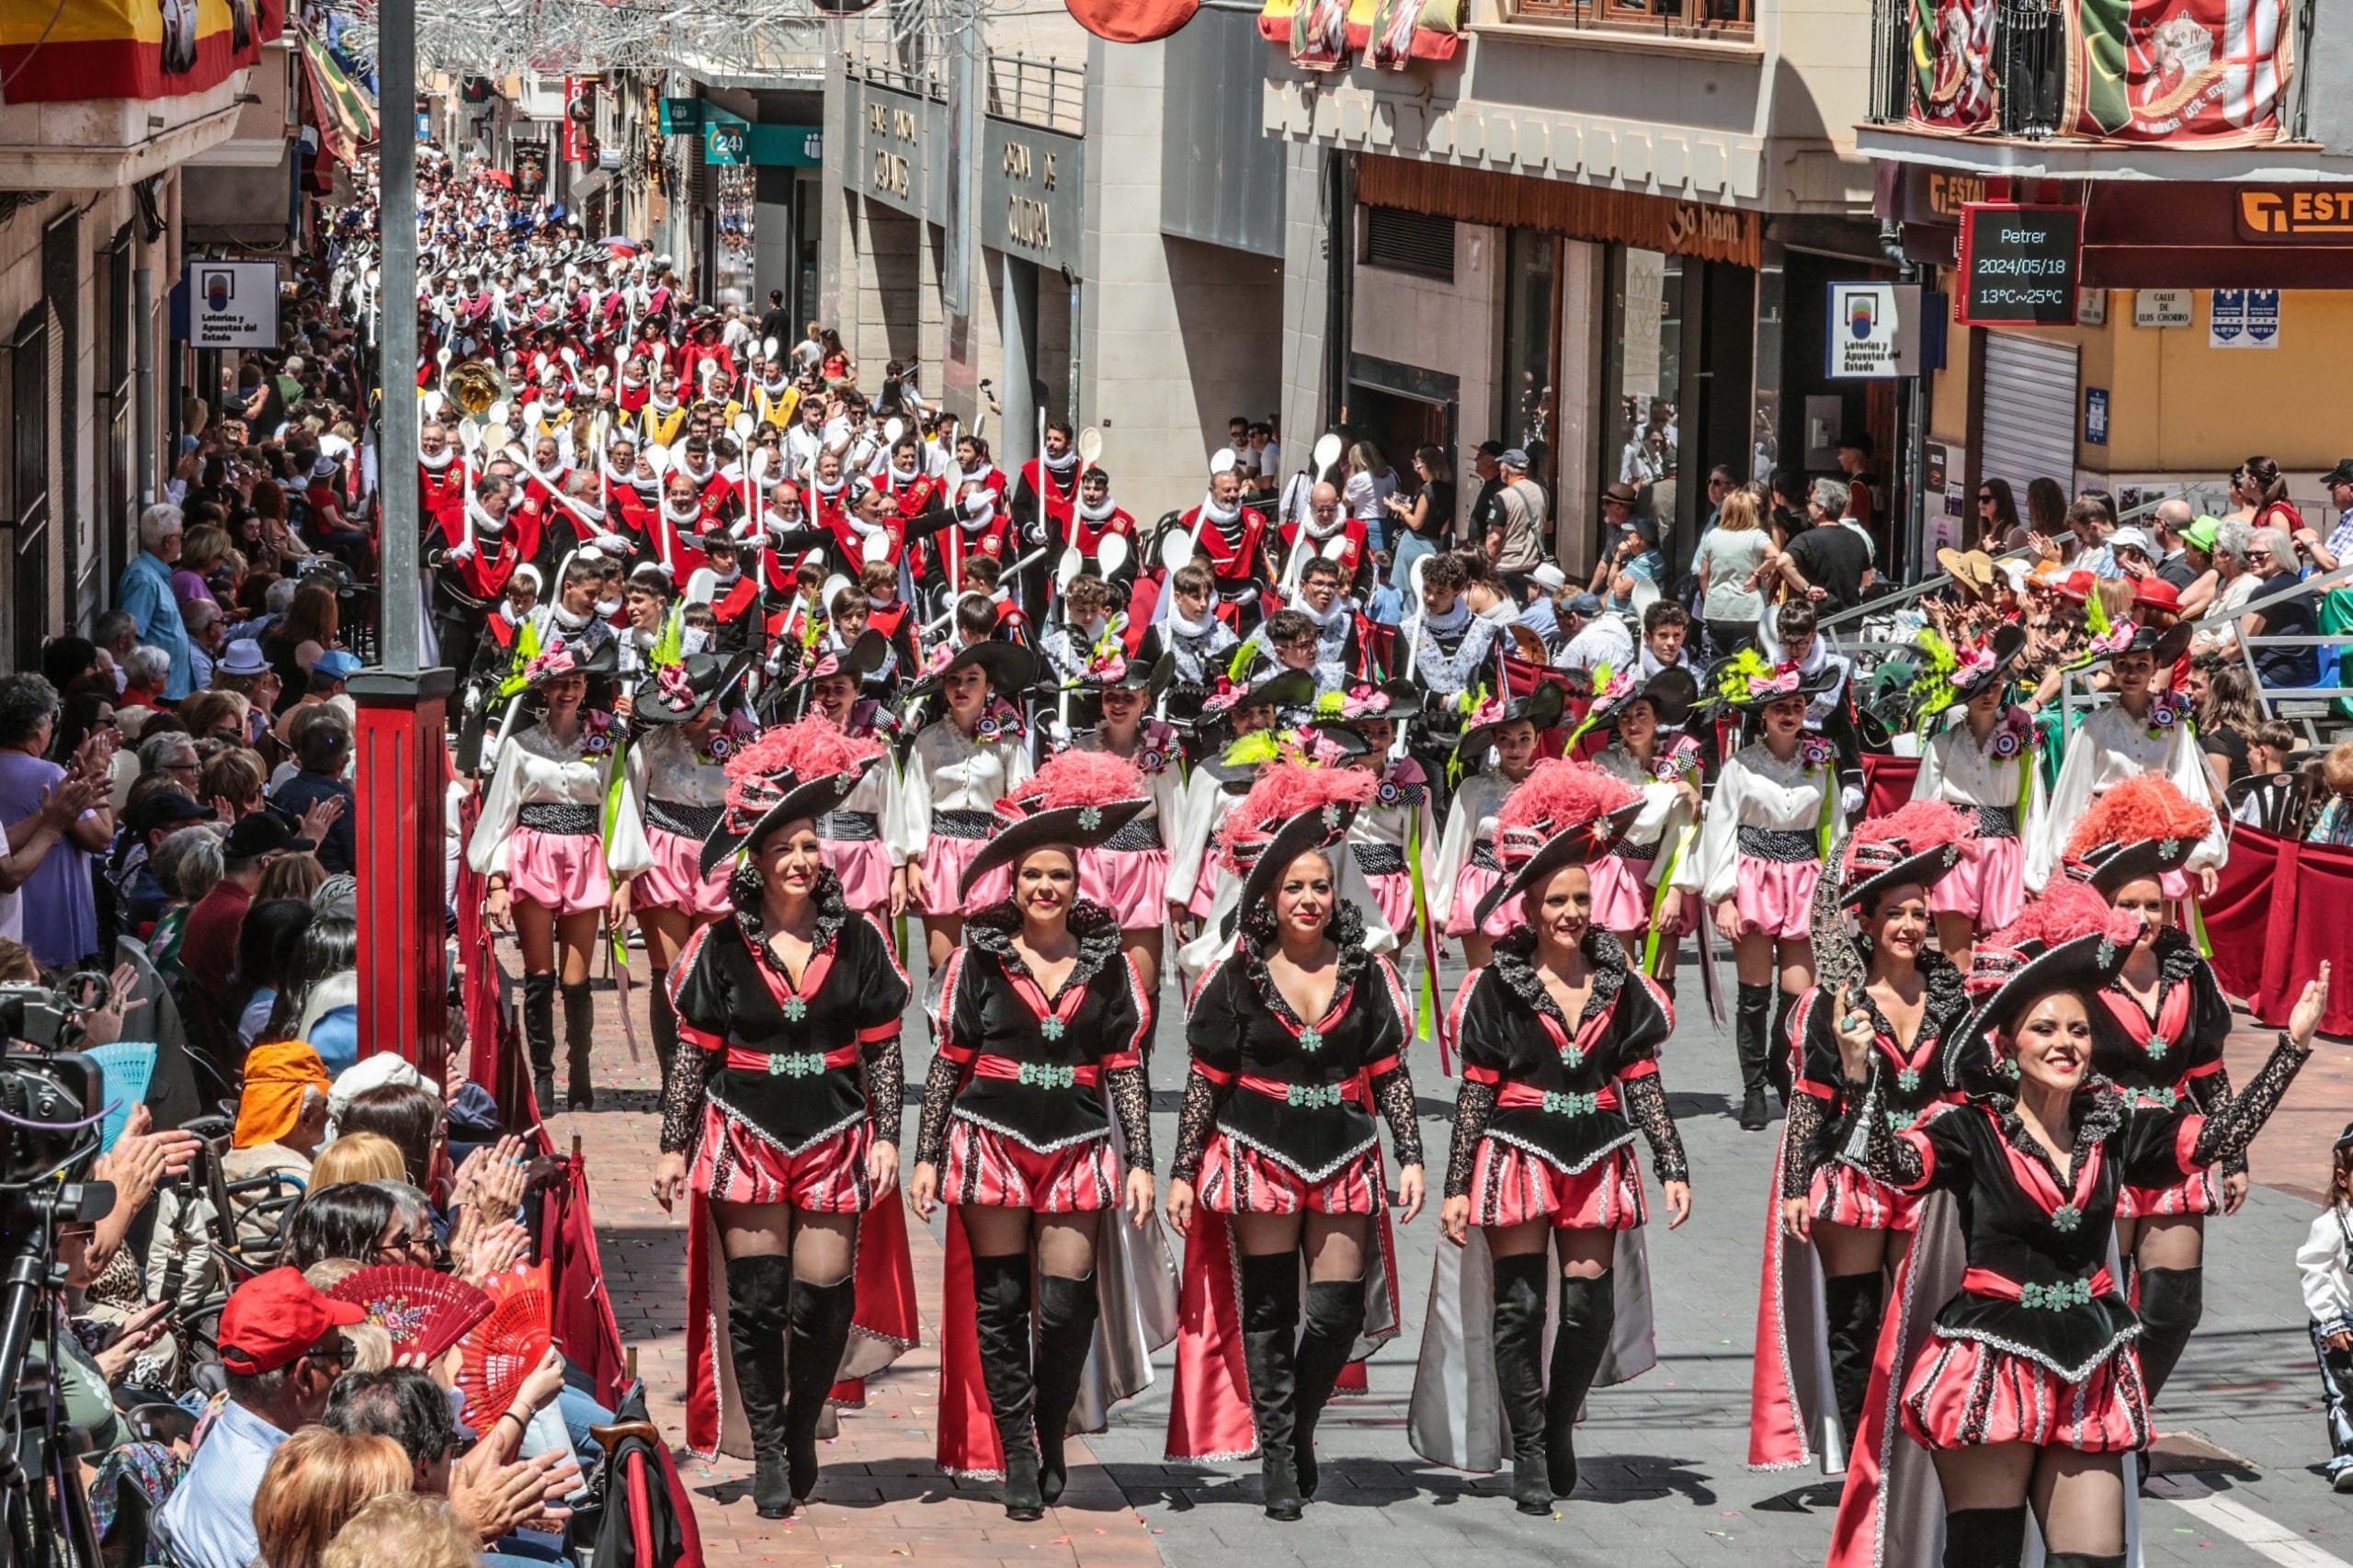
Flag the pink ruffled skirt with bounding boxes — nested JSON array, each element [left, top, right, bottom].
[[824, 838, 895, 915], [509, 826, 610, 916], [918, 833, 1011, 916], [634, 825, 731, 917], [1733, 854, 1820, 941], [1590, 853, 1696, 937], [1080, 846, 1169, 931], [1928, 835, 2026, 929], [1445, 862, 1515, 938], [1359, 869, 1415, 941]]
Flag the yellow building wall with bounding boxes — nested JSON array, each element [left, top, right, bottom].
[[1926, 282, 2353, 482]]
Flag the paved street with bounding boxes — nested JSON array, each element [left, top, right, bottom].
[[540, 935, 2353, 1568]]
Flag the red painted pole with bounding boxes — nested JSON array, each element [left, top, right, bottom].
[[351, 668, 455, 1085]]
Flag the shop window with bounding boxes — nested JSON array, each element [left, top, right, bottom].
[[1608, 246, 1683, 526], [1363, 207, 1455, 283], [1498, 230, 1558, 494]]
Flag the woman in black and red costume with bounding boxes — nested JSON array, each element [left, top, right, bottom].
[[909, 750, 1165, 1521], [1163, 761, 1425, 1519], [1824, 883, 2327, 1568], [649, 719, 921, 1520], [1748, 800, 1972, 1477], [1407, 758, 1688, 1513], [2062, 774, 2243, 1406]]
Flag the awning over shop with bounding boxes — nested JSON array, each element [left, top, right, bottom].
[[1881, 164, 2353, 288], [301, 28, 377, 167], [1257, 0, 1461, 69]]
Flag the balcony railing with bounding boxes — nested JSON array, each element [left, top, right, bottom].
[[1867, 0, 2064, 136], [1504, 0, 1754, 40], [985, 53, 1085, 136]]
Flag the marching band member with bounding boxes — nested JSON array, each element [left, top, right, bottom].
[[1433, 683, 1563, 971], [1582, 667, 1704, 991], [894, 642, 1042, 970]]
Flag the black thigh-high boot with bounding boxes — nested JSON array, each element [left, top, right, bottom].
[[1238, 1251, 1304, 1520], [2045, 1555, 2127, 1568], [1544, 1269, 1617, 1500], [1291, 1278, 1366, 1499], [560, 980, 597, 1110], [522, 973, 558, 1115], [1490, 1252, 1552, 1514], [648, 967, 677, 1078], [1822, 1271, 1887, 1445], [1657, 975, 1677, 1006], [725, 1255, 796, 1518], [781, 1274, 857, 1509], [1032, 1273, 1100, 1506], [1768, 987, 1799, 1102], [1942, 1505, 2028, 1568], [972, 1253, 1043, 1520], [2135, 1265, 2204, 1403], [1734, 983, 1772, 1131]]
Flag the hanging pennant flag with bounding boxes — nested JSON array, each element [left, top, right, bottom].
[[2065, 0, 2291, 144], [301, 28, 377, 167]]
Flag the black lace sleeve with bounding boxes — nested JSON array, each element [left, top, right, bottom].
[[865, 1035, 906, 1149], [1621, 1074, 1688, 1185], [1444, 1078, 1496, 1199], [2192, 1061, 2247, 1177], [1372, 1062, 1424, 1170], [1169, 1067, 1229, 1186], [659, 1038, 712, 1155], [2190, 1034, 2311, 1168], [913, 1051, 964, 1168], [1780, 1092, 1828, 1199], [1107, 1063, 1154, 1171]]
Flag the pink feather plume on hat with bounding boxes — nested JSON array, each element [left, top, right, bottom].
[[1494, 758, 1639, 841], [1841, 799, 1968, 880], [723, 717, 885, 784], [1015, 749, 1147, 812], [1216, 764, 1378, 877]]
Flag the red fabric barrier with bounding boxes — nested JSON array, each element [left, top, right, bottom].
[[2205, 824, 2353, 1035], [545, 1151, 631, 1410], [1860, 754, 1919, 819]]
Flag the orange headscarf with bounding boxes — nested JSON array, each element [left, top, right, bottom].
[[233, 1040, 332, 1150]]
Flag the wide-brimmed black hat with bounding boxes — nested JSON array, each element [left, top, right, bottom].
[[1841, 834, 1965, 912], [699, 755, 882, 878], [1193, 666, 1316, 733], [1703, 650, 1841, 713], [1232, 801, 1363, 925], [907, 639, 1042, 699], [1472, 799, 1644, 930], [521, 636, 617, 687], [1586, 665, 1699, 732], [633, 650, 752, 726], [2070, 835, 2195, 898], [1455, 679, 1568, 762], [955, 793, 1150, 900], [790, 629, 890, 694], [1940, 921, 2136, 1088], [2069, 617, 2194, 674], [1074, 646, 1173, 699], [1945, 623, 2027, 709]]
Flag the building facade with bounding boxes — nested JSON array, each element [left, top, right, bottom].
[[822, 8, 1290, 527], [1259, 0, 1888, 576]]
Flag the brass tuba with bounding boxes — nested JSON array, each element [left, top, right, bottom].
[[447, 359, 507, 421]]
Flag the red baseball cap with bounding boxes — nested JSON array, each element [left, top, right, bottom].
[[219, 1267, 369, 1376]]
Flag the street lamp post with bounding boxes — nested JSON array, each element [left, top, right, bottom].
[[351, 0, 452, 1081]]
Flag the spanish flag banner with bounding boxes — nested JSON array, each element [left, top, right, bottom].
[[1257, 0, 1461, 70], [0, 0, 283, 106]]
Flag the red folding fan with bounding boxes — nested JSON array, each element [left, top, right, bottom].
[[457, 1262, 553, 1434], [327, 1266, 494, 1364]]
